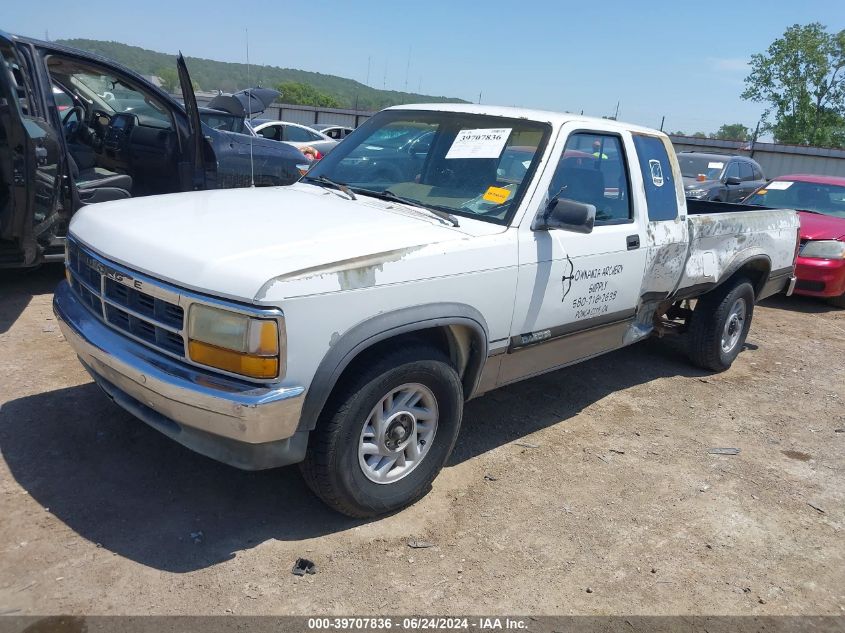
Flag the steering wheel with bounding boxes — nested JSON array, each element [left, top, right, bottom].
[[62, 106, 87, 143]]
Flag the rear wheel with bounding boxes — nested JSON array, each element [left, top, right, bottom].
[[688, 277, 755, 371], [300, 345, 463, 517]]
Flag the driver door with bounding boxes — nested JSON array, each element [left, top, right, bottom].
[[502, 127, 647, 385], [0, 32, 63, 266], [177, 54, 208, 191]]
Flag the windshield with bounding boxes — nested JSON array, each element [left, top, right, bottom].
[[745, 180, 845, 218], [68, 71, 171, 127], [677, 155, 725, 180], [305, 110, 551, 225]]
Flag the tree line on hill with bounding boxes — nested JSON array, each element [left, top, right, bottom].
[[57, 38, 467, 111]]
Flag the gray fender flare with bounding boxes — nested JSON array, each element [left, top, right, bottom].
[[297, 303, 489, 432]]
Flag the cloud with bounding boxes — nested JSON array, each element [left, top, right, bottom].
[[708, 57, 750, 72]]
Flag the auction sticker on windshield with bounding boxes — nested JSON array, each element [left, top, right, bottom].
[[707, 161, 724, 169], [446, 128, 512, 159], [765, 181, 794, 190], [483, 186, 511, 204]]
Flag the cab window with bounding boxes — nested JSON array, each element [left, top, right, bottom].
[[1, 42, 35, 116], [548, 132, 632, 224], [725, 162, 741, 181], [739, 162, 755, 181], [284, 125, 318, 142]]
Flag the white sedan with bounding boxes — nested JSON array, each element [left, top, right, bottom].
[[251, 120, 338, 156]]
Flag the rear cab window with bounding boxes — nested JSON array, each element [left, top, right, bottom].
[[632, 135, 679, 221]]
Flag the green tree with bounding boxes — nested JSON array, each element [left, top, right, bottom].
[[155, 66, 199, 93], [742, 23, 845, 146], [276, 81, 341, 108], [691, 131, 707, 138], [156, 67, 179, 92], [710, 123, 751, 141]]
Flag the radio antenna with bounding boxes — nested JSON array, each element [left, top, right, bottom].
[[246, 28, 255, 188]]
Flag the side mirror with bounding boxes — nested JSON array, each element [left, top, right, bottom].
[[534, 197, 596, 233], [725, 176, 742, 186]]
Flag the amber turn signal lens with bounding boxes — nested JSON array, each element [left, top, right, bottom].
[[188, 340, 279, 379]]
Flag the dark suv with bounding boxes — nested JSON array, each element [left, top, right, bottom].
[[676, 152, 766, 203], [0, 32, 308, 268]]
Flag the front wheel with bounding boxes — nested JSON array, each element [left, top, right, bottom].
[[687, 278, 755, 371], [828, 291, 845, 308], [300, 345, 463, 517]]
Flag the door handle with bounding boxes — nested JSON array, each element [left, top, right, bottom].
[[626, 234, 640, 250]]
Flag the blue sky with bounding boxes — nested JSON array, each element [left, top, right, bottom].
[[5, 0, 843, 137]]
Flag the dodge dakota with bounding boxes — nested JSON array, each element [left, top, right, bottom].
[[53, 104, 800, 517]]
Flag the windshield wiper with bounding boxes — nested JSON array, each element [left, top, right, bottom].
[[352, 188, 460, 227], [302, 175, 356, 200]]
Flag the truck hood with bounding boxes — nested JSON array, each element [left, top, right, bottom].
[[798, 210, 845, 241], [69, 183, 478, 302]]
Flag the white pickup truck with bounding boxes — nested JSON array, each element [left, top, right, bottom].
[[53, 104, 800, 517]]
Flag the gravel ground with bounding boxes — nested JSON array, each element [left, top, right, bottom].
[[0, 265, 843, 615]]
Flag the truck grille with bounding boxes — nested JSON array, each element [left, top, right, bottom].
[[66, 240, 186, 358]]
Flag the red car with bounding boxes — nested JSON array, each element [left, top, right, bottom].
[[744, 174, 845, 307]]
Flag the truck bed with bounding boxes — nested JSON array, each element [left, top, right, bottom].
[[686, 199, 775, 215], [673, 201, 799, 301]]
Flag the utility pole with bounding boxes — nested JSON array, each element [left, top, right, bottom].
[[478, 91, 482, 104], [365, 56, 371, 87], [613, 100, 620, 120], [659, 115, 665, 131], [404, 46, 411, 92], [749, 120, 761, 158]]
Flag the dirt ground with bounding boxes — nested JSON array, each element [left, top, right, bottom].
[[0, 265, 843, 616]]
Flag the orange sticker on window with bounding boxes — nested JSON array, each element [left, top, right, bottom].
[[757, 189, 768, 195], [483, 186, 511, 204]]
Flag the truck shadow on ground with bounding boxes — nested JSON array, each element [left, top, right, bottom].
[[0, 265, 64, 334], [0, 338, 717, 573]]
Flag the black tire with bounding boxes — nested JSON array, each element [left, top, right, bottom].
[[687, 277, 755, 371], [300, 345, 463, 518], [828, 292, 845, 309]]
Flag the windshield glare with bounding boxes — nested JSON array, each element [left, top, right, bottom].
[[677, 155, 725, 180], [306, 111, 551, 224], [746, 181, 845, 218]]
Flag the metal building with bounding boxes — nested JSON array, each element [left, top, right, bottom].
[[669, 135, 845, 179]]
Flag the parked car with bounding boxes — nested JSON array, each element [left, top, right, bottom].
[[329, 125, 435, 185], [311, 123, 354, 140], [54, 103, 800, 517], [676, 152, 766, 202], [743, 174, 845, 307], [251, 120, 338, 156], [0, 32, 309, 268]]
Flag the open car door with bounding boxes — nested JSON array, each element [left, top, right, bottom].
[[0, 31, 64, 267], [176, 53, 207, 190]]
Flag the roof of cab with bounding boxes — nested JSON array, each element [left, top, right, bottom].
[[387, 103, 665, 137]]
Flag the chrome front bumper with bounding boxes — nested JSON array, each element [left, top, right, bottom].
[[53, 281, 308, 470], [785, 275, 798, 297]]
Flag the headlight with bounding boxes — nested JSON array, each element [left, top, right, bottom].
[[187, 304, 280, 379], [800, 240, 845, 260], [686, 189, 708, 199]]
